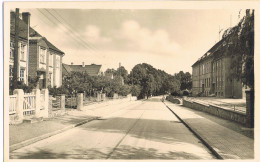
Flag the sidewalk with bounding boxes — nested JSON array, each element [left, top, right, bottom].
[[9, 110, 99, 152], [164, 100, 254, 159]]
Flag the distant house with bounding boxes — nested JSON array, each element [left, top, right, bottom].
[[10, 11, 65, 89], [62, 62, 102, 77]]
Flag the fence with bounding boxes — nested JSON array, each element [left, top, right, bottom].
[[9, 89, 49, 124], [65, 95, 77, 108], [9, 95, 16, 115], [23, 94, 36, 116], [52, 96, 61, 108]]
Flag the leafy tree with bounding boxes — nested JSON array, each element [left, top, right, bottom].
[[117, 66, 128, 83], [163, 76, 180, 94], [130, 85, 141, 97], [174, 71, 192, 90], [222, 9, 254, 89]]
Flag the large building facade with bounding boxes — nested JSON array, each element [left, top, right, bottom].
[[192, 38, 244, 99]]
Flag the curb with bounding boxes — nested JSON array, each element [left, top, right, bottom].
[[164, 102, 223, 160], [10, 116, 100, 152]]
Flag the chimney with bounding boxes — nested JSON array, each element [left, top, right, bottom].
[[22, 12, 31, 25], [71, 62, 73, 65], [10, 11, 15, 19], [82, 62, 85, 67]]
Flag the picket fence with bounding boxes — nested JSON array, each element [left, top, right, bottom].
[[9, 89, 48, 121]]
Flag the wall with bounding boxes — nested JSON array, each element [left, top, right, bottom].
[[183, 99, 247, 125]]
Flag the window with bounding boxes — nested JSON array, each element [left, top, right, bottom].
[[49, 53, 53, 66], [10, 42, 14, 59], [20, 69, 25, 82], [48, 73, 52, 86], [56, 56, 60, 68], [20, 44, 26, 61], [9, 65, 13, 83], [39, 47, 46, 64]]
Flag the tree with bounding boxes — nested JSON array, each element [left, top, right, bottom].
[[130, 63, 184, 99], [222, 9, 254, 89], [163, 76, 180, 94], [117, 66, 128, 83]]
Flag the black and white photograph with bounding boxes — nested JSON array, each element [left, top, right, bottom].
[[3, 1, 259, 161]]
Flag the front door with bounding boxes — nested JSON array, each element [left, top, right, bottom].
[[38, 72, 46, 89]]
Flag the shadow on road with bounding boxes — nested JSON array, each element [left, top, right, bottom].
[[11, 144, 207, 159]]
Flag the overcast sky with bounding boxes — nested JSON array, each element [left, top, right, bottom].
[[19, 8, 244, 75]]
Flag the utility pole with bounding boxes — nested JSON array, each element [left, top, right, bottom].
[[13, 8, 20, 89]]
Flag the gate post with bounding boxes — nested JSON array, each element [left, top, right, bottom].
[[246, 90, 254, 128], [41, 89, 49, 118], [60, 94, 65, 111], [33, 89, 41, 118], [77, 93, 83, 111], [13, 89, 24, 123]]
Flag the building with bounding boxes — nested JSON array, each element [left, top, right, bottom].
[[10, 11, 65, 89], [192, 37, 245, 99], [29, 35, 64, 89], [62, 62, 102, 77], [10, 12, 30, 86]]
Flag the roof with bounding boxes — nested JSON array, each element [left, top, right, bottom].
[[42, 37, 64, 55], [62, 63, 102, 76], [10, 12, 64, 55], [192, 37, 227, 67], [10, 12, 29, 40]]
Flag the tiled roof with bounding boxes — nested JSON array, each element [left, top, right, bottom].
[[10, 12, 64, 55], [10, 12, 29, 40], [192, 38, 227, 67], [62, 63, 102, 76], [42, 37, 64, 54]]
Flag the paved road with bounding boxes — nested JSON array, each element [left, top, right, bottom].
[[10, 97, 216, 159]]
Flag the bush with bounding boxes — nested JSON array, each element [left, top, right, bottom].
[[182, 90, 189, 96], [9, 76, 39, 95], [171, 91, 180, 96], [49, 86, 69, 97]]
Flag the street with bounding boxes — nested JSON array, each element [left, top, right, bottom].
[[10, 97, 216, 159]]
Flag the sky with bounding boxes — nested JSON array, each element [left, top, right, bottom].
[[18, 8, 244, 75]]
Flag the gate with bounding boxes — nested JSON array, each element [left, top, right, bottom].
[[65, 95, 77, 108], [23, 94, 36, 116]]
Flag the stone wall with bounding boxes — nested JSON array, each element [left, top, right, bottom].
[[183, 99, 247, 125]]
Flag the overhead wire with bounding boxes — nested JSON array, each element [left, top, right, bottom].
[[33, 8, 85, 50], [50, 9, 99, 51], [43, 9, 97, 52], [37, 8, 96, 53]]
